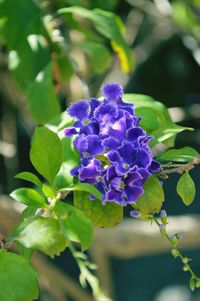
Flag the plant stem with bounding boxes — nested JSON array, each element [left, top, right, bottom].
[[68, 243, 112, 301], [152, 216, 199, 281], [158, 156, 200, 179]]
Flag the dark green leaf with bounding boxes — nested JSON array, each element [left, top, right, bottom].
[[60, 183, 102, 201], [15, 171, 42, 188], [133, 176, 164, 216], [74, 191, 123, 228], [27, 63, 61, 125], [10, 188, 46, 208], [55, 202, 93, 251], [56, 53, 74, 81], [59, 6, 133, 73], [124, 94, 193, 147], [0, 250, 39, 301], [0, 0, 51, 90], [177, 172, 196, 206], [10, 39, 50, 91], [30, 127, 63, 185], [13, 217, 68, 257], [157, 147, 199, 162], [0, 0, 42, 49]]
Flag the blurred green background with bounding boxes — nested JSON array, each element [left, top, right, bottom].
[[0, 0, 200, 300]]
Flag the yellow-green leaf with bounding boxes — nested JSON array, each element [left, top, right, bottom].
[[177, 172, 196, 206]]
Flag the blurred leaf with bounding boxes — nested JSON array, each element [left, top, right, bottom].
[[0, 250, 39, 301], [0, 0, 42, 48], [59, 6, 133, 73], [46, 112, 74, 133], [74, 191, 123, 227], [124, 94, 193, 147], [27, 63, 61, 125], [15, 171, 42, 188], [55, 202, 93, 251], [91, 0, 119, 11], [60, 183, 102, 201], [172, 1, 200, 39], [78, 42, 112, 73], [10, 188, 47, 208], [17, 243, 33, 262], [13, 217, 68, 257], [30, 127, 63, 185], [21, 207, 37, 221], [133, 176, 164, 216], [177, 172, 196, 206], [55, 53, 74, 81], [157, 147, 199, 162], [9, 39, 50, 90], [0, 0, 51, 90]]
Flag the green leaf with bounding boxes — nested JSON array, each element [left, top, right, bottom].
[[135, 107, 159, 131], [21, 207, 37, 220], [55, 53, 74, 81], [157, 147, 199, 163], [74, 191, 123, 228], [0, 250, 39, 301], [124, 94, 193, 147], [54, 136, 80, 189], [54, 161, 74, 190], [10, 188, 47, 208], [55, 202, 93, 251], [27, 63, 61, 125], [13, 217, 68, 257], [189, 276, 196, 291], [78, 42, 112, 73], [59, 6, 133, 73], [17, 243, 33, 262], [0, 0, 51, 90], [42, 184, 56, 198], [176, 172, 196, 206], [60, 183, 102, 201], [15, 171, 42, 188], [46, 112, 74, 132], [30, 127, 63, 185], [133, 176, 164, 216]]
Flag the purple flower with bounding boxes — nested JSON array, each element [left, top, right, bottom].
[[64, 83, 160, 206]]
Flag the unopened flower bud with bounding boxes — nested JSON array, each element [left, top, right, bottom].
[[175, 232, 183, 240], [196, 279, 200, 288], [159, 224, 166, 236], [171, 249, 179, 258], [183, 257, 189, 264], [130, 210, 140, 218], [183, 264, 190, 271], [160, 210, 167, 225]]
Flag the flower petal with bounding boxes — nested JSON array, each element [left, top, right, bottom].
[[101, 83, 123, 101], [68, 100, 89, 120]]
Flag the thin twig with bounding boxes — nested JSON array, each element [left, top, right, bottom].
[[158, 156, 200, 179]]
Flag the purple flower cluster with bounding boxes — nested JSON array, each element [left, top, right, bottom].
[[64, 83, 160, 206]]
